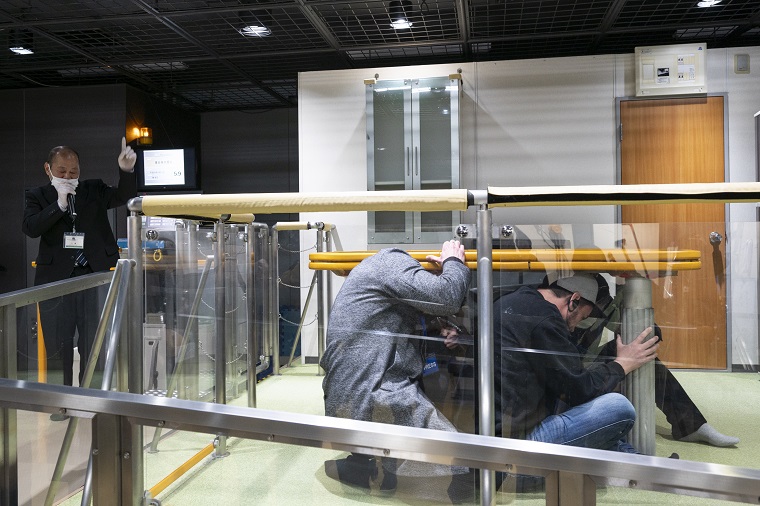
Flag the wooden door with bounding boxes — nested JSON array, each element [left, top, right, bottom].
[[620, 96, 726, 369]]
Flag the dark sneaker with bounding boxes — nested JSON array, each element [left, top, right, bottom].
[[324, 455, 377, 489]]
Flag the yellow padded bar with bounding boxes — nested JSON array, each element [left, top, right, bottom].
[[309, 249, 701, 275], [139, 189, 470, 217]]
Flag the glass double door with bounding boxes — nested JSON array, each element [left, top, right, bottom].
[[366, 76, 460, 244]]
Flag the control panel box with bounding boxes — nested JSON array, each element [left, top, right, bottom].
[[635, 43, 707, 97]]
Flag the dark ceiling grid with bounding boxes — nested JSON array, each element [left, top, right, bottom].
[[1, 1, 759, 111]]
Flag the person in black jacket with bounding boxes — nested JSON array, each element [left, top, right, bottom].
[[493, 273, 658, 450], [23, 138, 136, 389]]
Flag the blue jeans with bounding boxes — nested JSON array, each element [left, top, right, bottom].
[[526, 393, 636, 450]]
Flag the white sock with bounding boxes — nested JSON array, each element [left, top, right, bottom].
[[679, 423, 739, 447]]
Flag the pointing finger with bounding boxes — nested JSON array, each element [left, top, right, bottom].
[[121, 136, 127, 152]]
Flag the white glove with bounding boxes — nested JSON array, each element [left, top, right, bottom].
[[118, 136, 137, 172], [51, 178, 75, 210]]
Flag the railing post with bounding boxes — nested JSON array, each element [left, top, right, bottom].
[[126, 210, 144, 504], [315, 225, 325, 376], [622, 276, 656, 455], [213, 221, 228, 458], [91, 412, 124, 505], [475, 200, 495, 506]]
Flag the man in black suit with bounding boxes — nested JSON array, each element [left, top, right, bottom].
[[22, 137, 137, 388]]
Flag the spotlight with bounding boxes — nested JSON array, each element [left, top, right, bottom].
[[389, 0, 413, 30], [238, 10, 272, 37], [9, 29, 34, 55]]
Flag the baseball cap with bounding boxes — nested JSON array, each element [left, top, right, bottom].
[[552, 273, 607, 317]]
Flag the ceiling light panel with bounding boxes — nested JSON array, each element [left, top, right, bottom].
[[312, 0, 461, 46], [173, 9, 330, 54]]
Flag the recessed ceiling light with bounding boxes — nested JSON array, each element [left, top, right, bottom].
[[697, 0, 722, 7], [10, 46, 34, 55], [240, 25, 271, 37], [389, 0, 413, 30]]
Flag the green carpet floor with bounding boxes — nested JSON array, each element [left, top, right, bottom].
[[58, 365, 759, 505]]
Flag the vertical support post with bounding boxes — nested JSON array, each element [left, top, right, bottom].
[[315, 228, 325, 376], [175, 220, 188, 399], [622, 276, 655, 455], [91, 413, 122, 506], [270, 227, 280, 375], [225, 226, 239, 399], [186, 222, 200, 400], [126, 212, 143, 504], [0, 304, 18, 506], [476, 205, 495, 505], [213, 221, 228, 457], [545, 471, 596, 506], [245, 224, 257, 408], [325, 227, 333, 331]]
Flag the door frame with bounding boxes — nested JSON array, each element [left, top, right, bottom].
[[614, 93, 732, 370]]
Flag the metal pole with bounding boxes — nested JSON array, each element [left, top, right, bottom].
[[226, 226, 239, 399], [187, 222, 200, 400], [127, 211, 144, 505], [270, 226, 280, 375], [245, 224, 257, 408], [316, 227, 325, 376], [622, 276, 655, 455], [213, 221, 228, 457], [476, 205, 495, 505]]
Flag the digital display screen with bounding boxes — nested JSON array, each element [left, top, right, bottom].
[[136, 147, 199, 194], [142, 149, 185, 186]]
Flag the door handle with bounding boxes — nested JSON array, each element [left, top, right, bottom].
[[414, 146, 419, 176], [406, 146, 410, 177], [709, 231, 723, 245]]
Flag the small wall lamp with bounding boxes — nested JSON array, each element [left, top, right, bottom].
[[137, 127, 153, 146]]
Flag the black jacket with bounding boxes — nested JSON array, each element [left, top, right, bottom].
[[493, 286, 626, 439], [22, 170, 137, 285]]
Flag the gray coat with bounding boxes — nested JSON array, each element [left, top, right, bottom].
[[321, 248, 470, 433]]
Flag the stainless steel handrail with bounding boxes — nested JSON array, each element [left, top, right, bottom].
[[1, 378, 759, 505], [0, 271, 112, 308]]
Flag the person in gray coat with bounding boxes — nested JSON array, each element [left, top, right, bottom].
[[321, 240, 470, 493]]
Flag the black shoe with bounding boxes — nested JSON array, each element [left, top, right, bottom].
[[379, 468, 397, 492], [324, 455, 377, 489]]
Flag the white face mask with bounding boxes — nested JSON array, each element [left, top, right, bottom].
[[49, 173, 79, 190]]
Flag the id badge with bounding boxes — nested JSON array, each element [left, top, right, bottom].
[[422, 353, 439, 377], [64, 232, 85, 249]]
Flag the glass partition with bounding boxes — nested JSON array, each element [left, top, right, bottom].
[[2, 214, 759, 505], [491, 220, 758, 482]]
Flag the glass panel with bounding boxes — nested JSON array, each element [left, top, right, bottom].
[[368, 79, 412, 242], [17, 283, 111, 387], [417, 76, 454, 189], [16, 409, 92, 505], [491, 220, 757, 477]]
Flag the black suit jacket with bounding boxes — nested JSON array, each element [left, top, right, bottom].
[[22, 170, 137, 285]]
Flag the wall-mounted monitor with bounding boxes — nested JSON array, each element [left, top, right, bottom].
[[135, 147, 200, 194]]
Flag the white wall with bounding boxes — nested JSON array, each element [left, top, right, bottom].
[[298, 47, 760, 367]]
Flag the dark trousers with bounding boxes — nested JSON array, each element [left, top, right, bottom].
[[599, 329, 707, 439], [38, 266, 100, 386], [654, 357, 707, 439]]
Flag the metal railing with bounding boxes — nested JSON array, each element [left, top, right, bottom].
[[0, 378, 759, 505]]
